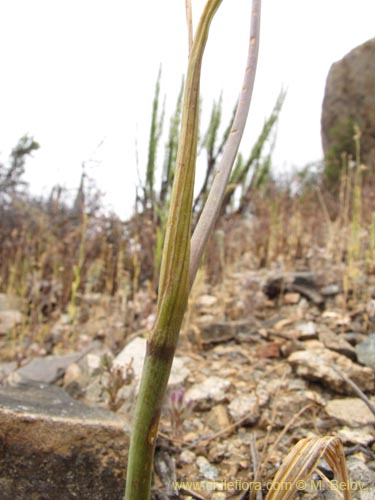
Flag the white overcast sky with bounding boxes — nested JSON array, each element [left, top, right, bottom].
[[1, 1, 374, 217]]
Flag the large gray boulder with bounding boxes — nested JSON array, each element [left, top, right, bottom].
[[0, 381, 129, 500], [321, 38, 375, 171]]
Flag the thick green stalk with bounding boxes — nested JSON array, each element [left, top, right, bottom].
[[124, 2, 222, 499]]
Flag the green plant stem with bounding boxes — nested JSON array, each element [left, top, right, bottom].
[[124, 2, 222, 498]]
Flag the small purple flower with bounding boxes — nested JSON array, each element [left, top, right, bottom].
[[168, 387, 192, 435]]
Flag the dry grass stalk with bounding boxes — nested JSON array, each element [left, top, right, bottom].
[[185, 0, 193, 56], [265, 436, 351, 500]]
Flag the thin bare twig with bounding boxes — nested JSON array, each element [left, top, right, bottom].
[[266, 403, 316, 462], [185, 0, 193, 56], [331, 364, 375, 418], [250, 433, 263, 500], [189, 0, 261, 288], [158, 410, 259, 449], [254, 403, 316, 498]]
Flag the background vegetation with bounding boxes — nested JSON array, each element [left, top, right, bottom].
[[1, 74, 375, 358]]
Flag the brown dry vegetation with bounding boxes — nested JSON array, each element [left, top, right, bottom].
[[2, 151, 375, 361], [2, 145, 375, 498]]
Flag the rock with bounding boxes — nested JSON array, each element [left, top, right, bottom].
[[228, 394, 259, 425], [114, 337, 189, 388], [322, 38, 375, 172], [84, 352, 103, 374], [196, 294, 218, 309], [318, 325, 357, 360], [355, 486, 375, 500], [303, 390, 326, 406], [366, 299, 375, 326], [115, 339, 188, 392], [343, 332, 367, 346], [0, 310, 22, 335], [280, 339, 305, 357], [199, 320, 253, 345], [179, 449, 196, 465], [225, 298, 246, 320], [0, 362, 18, 381], [15, 352, 85, 384], [283, 292, 301, 304], [256, 342, 282, 359], [208, 442, 230, 463], [337, 426, 375, 446], [288, 344, 374, 393], [195, 313, 216, 327], [325, 398, 375, 427], [321, 283, 341, 296], [212, 493, 227, 500], [292, 272, 319, 287], [289, 284, 324, 308], [77, 351, 104, 380], [196, 456, 219, 480], [0, 381, 129, 500], [346, 457, 375, 487], [266, 392, 320, 428], [356, 334, 375, 370], [64, 349, 112, 402], [273, 317, 295, 333], [168, 357, 190, 387], [113, 337, 147, 380], [63, 362, 85, 398], [185, 376, 231, 410], [154, 449, 177, 497], [295, 321, 317, 340], [322, 310, 351, 325], [263, 272, 324, 307], [0, 294, 23, 312], [206, 404, 230, 432]]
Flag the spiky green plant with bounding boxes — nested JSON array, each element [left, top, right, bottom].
[[324, 118, 356, 184], [141, 52, 284, 290], [230, 88, 286, 211], [0, 134, 40, 200], [160, 77, 184, 206], [68, 210, 87, 322], [344, 124, 364, 302], [124, 1, 261, 498], [193, 94, 237, 213], [143, 67, 165, 213], [154, 78, 185, 286]]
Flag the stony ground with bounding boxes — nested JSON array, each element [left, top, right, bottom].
[[1, 251, 375, 499]]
